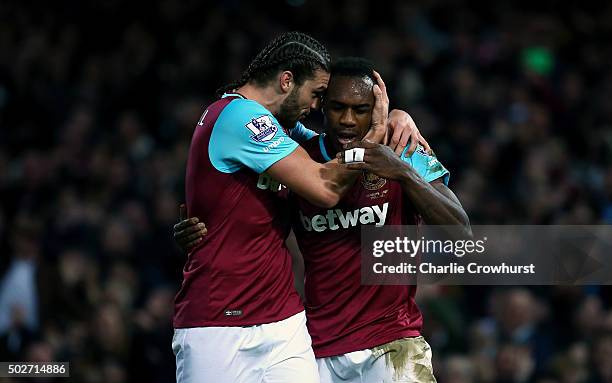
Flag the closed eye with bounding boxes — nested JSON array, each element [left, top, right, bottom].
[[313, 91, 324, 100], [328, 102, 346, 111]]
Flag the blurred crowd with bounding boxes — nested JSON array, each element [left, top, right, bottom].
[[1, 0, 611, 382]]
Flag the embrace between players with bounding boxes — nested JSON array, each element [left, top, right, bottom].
[[171, 32, 470, 383]]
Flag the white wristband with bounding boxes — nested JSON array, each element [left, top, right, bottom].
[[343, 148, 365, 163], [344, 149, 354, 163], [353, 148, 365, 162]]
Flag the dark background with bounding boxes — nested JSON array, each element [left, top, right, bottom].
[[1, 0, 611, 382]]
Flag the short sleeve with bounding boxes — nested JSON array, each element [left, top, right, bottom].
[[400, 145, 450, 185], [288, 122, 317, 144], [209, 99, 299, 174]]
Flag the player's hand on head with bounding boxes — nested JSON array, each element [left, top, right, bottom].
[[174, 204, 207, 253], [386, 110, 432, 156], [363, 70, 389, 144], [337, 140, 409, 180]]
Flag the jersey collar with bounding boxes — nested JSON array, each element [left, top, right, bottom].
[[319, 134, 333, 162], [221, 93, 246, 99]]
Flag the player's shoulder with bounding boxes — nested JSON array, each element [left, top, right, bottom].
[[403, 145, 443, 169], [220, 98, 273, 122], [401, 145, 439, 162], [215, 98, 282, 142], [401, 144, 450, 184]]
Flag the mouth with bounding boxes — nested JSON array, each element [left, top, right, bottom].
[[335, 130, 359, 145]]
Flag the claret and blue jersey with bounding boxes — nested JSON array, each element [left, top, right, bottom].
[[290, 133, 449, 358], [174, 94, 314, 328], [207, 94, 316, 174]]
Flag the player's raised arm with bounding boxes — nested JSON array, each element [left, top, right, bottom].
[[338, 139, 471, 235]]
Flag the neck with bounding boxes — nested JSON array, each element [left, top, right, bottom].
[[235, 82, 284, 115], [323, 134, 341, 157]]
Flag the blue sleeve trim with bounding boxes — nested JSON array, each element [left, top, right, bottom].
[[290, 122, 318, 144], [209, 99, 300, 174], [400, 145, 450, 185], [319, 134, 332, 162]]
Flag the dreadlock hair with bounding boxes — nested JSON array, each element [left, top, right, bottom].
[[329, 57, 375, 83], [216, 31, 331, 98]]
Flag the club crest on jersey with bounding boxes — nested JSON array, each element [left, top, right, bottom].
[[362, 171, 386, 191], [245, 115, 278, 142]]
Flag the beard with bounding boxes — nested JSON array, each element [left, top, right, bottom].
[[276, 88, 302, 130]]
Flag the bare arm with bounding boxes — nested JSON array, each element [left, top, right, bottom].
[[267, 147, 358, 208], [339, 141, 471, 236], [399, 175, 471, 232]]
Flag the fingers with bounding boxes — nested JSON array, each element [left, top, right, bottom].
[[182, 229, 206, 244], [399, 129, 410, 150], [372, 84, 383, 104], [336, 140, 382, 164], [418, 132, 433, 154], [336, 148, 376, 164], [344, 162, 369, 171], [359, 71, 390, 145], [174, 216, 200, 231], [365, 83, 388, 143], [389, 121, 403, 153], [371, 70, 389, 115], [406, 135, 417, 156], [372, 70, 389, 104], [383, 127, 390, 146], [372, 86, 384, 119], [372, 84, 385, 120], [175, 221, 206, 253], [337, 148, 364, 164], [179, 203, 187, 221], [174, 222, 206, 238]]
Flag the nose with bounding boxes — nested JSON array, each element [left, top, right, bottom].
[[339, 109, 356, 127], [310, 97, 321, 111]]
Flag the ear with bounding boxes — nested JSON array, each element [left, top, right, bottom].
[[279, 71, 294, 94]]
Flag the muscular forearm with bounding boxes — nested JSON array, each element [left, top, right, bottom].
[[338, 134, 470, 233], [320, 159, 361, 202], [399, 168, 471, 233]]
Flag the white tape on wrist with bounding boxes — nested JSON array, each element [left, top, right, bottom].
[[353, 148, 365, 162], [343, 148, 365, 163], [344, 149, 354, 163]]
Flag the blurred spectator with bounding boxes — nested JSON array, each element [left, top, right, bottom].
[[590, 332, 612, 383], [440, 355, 475, 383], [0, 218, 41, 335]]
